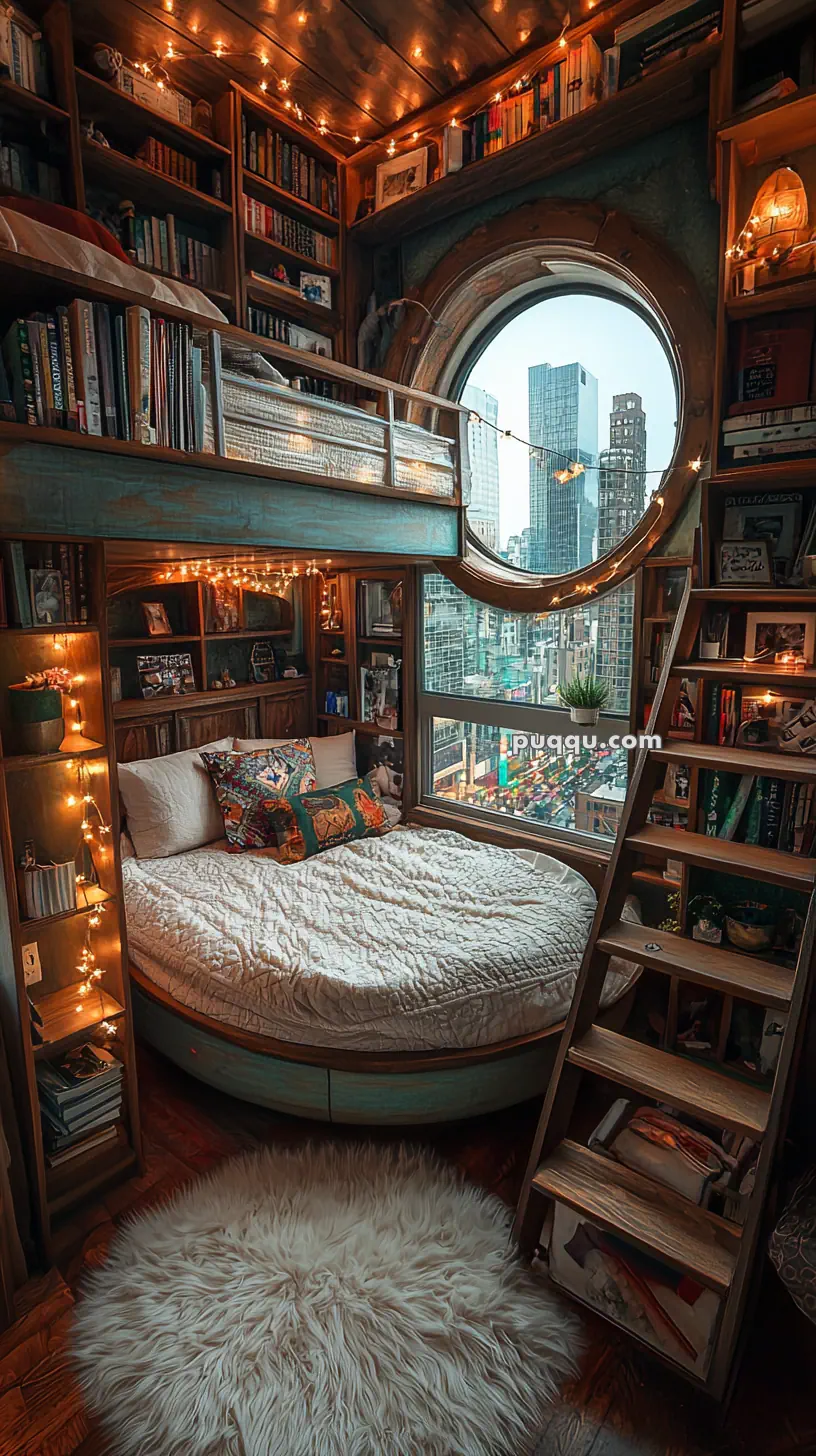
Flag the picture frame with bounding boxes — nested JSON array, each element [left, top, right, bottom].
[[136, 652, 196, 698], [29, 569, 64, 626], [141, 601, 173, 636], [299, 272, 332, 309], [375, 147, 428, 212], [721, 491, 803, 579], [745, 611, 816, 666], [715, 539, 772, 586], [203, 580, 240, 634]]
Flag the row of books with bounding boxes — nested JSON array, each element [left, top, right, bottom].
[[242, 195, 336, 266], [722, 405, 816, 461], [37, 1044, 124, 1169], [18, 853, 75, 920], [247, 304, 295, 344], [0, 4, 51, 98], [0, 140, 61, 201], [135, 135, 203, 192], [129, 211, 221, 291], [2, 538, 90, 626], [611, 0, 721, 89], [1, 301, 205, 451], [702, 768, 816, 853], [725, 312, 816, 463], [241, 115, 339, 218], [467, 37, 603, 162], [646, 624, 671, 683]]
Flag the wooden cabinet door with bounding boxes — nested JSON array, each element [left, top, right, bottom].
[[115, 717, 173, 763], [177, 702, 259, 748], [259, 685, 309, 740]]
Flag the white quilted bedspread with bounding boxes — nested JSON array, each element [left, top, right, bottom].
[[122, 826, 638, 1051]]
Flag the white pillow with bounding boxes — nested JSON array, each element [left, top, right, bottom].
[[233, 732, 357, 790], [118, 737, 234, 859]]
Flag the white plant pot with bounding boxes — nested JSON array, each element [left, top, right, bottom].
[[569, 706, 600, 726]]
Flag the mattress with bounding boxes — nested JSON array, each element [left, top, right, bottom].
[[122, 826, 639, 1052]]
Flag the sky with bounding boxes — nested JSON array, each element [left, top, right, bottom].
[[464, 294, 679, 551]]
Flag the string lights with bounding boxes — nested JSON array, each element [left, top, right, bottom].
[[161, 555, 331, 595], [467, 405, 708, 484]]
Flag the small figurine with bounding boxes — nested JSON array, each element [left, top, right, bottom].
[[220, 667, 236, 689]]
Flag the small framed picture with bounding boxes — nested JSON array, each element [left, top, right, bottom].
[[136, 652, 196, 698], [375, 146, 428, 211], [716, 539, 772, 585], [141, 601, 172, 636], [29, 569, 64, 625], [299, 273, 332, 308], [745, 611, 816, 666], [109, 666, 122, 704]]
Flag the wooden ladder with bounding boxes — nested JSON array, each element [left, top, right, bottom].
[[514, 576, 816, 1400]]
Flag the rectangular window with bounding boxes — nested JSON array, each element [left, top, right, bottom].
[[419, 573, 632, 845]]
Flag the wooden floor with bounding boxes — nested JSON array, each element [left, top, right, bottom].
[[1, 1042, 814, 1456]]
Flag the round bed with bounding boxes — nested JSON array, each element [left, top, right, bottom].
[[124, 825, 639, 1124]]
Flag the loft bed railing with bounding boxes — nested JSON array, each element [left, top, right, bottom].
[[0, 251, 470, 512]]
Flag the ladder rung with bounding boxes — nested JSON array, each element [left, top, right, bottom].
[[597, 920, 793, 1010], [671, 661, 816, 692], [653, 741, 816, 783], [533, 1139, 740, 1293], [626, 825, 816, 891], [567, 1026, 770, 1139]]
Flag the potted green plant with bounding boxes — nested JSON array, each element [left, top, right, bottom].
[[8, 668, 72, 755], [558, 673, 610, 727]]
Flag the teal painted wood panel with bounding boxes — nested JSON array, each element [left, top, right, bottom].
[[132, 985, 331, 1121], [329, 1042, 558, 1125], [0, 441, 460, 556]]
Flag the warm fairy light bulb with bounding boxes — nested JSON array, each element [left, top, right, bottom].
[[690, 457, 702, 472], [412, 44, 422, 58], [353, 133, 361, 143], [387, 139, 396, 155], [297, 10, 307, 22], [412, 130, 419, 139], [213, 41, 224, 57], [165, 42, 174, 57], [559, 34, 567, 47], [450, 116, 458, 127], [259, 51, 269, 65], [763, 691, 775, 706], [493, 91, 502, 102], [260, 79, 268, 90], [280, 77, 289, 90]]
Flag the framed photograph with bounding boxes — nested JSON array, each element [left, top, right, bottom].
[[136, 652, 196, 698], [250, 640, 278, 684], [203, 580, 240, 634], [299, 273, 332, 309], [721, 491, 802, 578], [375, 147, 428, 212], [29, 569, 64, 626], [715, 539, 772, 585], [141, 601, 172, 636], [745, 611, 816, 665]]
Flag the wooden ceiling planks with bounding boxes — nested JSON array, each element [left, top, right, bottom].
[[69, 0, 571, 147]]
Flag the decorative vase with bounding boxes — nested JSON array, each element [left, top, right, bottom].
[[725, 902, 777, 952], [569, 706, 600, 726], [8, 685, 64, 755]]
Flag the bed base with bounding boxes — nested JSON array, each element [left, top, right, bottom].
[[130, 964, 636, 1125]]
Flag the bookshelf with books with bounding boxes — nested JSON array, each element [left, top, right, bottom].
[[230, 84, 344, 361], [315, 569, 404, 739], [0, 0, 81, 208], [345, 1, 723, 245], [0, 533, 141, 1257]]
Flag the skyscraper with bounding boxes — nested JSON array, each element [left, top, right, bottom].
[[595, 393, 647, 712], [528, 362, 598, 576], [462, 383, 500, 552]]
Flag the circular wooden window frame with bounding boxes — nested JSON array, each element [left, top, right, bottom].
[[384, 198, 713, 611]]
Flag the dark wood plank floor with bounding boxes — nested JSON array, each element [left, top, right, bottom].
[[1, 1042, 813, 1456]]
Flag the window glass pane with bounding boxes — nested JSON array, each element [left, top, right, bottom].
[[429, 719, 627, 840], [422, 573, 632, 715]]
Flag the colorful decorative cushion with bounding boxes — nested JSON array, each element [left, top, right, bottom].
[[265, 773, 389, 864], [200, 742, 317, 853]]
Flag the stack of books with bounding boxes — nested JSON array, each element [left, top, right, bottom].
[[0, 4, 51, 97], [242, 195, 336, 266], [2, 539, 90, 625], [0, 138, 61, 200], [37, 1043, 124, 1169], [241, 116, 338, 217], [610, 0, 721, 91], [131, 210, 220, 291], [0, 300, 206, 450], [722, 406, 816, 462]]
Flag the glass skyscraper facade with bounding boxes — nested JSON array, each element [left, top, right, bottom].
[[462, 383, 500, 552], [595, 393, 647, 713], [528, 361, 598, 576]]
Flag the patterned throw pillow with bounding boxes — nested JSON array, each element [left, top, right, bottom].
[[200, 742, 317, 853], [264, 773, 389, 864]]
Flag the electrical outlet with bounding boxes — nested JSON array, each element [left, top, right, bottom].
[[22, 942, 41, 986]]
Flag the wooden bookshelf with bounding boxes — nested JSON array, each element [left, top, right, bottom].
[[0, 534, 142, 1259]]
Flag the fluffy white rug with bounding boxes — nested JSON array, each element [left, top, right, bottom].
[[73, 1143, 581, 1456]]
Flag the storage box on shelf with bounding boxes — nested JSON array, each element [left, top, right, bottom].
[[0, 534, 141, 1257]]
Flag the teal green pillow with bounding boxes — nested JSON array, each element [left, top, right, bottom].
[[268, 773, 388, 863]]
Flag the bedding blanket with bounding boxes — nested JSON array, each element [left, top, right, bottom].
[[122, 826, 638, 1051]]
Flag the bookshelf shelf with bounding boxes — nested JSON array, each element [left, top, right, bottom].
[[46, 1137, 137, 1217], [725, 278, 816, 319], [244, 232, 340, 278], [74, 69, 231, 162], [21, 888, 114, 930], [245, 273, 340, 329], [203, 629, 291, 641], [32, 982, 125, 1060], [132, 263, 234, 309], [0, 623, 98, 636], [242, 168, 341, 233], [0, 74, 69, 124], [110, 635, 201, 648], [2, 744, 105, 772], [112, 675, 311, 719], [80, 139, 233, 223]]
